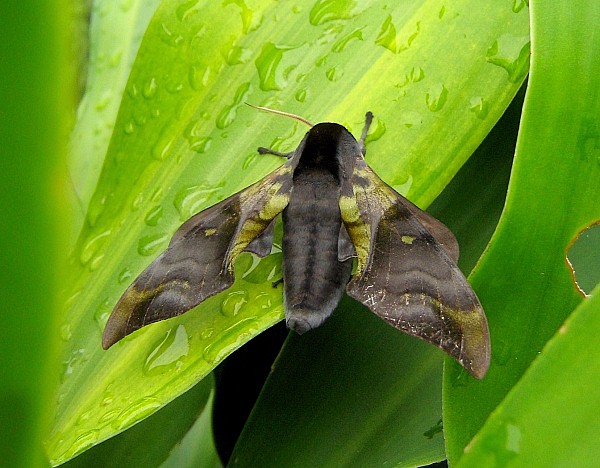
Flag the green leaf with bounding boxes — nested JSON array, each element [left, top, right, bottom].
[[444, 1, 600, 463], [0, 1, 70, 466], [50, 0, 528, 463], [62, 377, 215, 468], [457, 286, 600, 466]]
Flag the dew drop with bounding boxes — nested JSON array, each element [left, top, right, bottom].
[[391, 175, 413, 196], [426, 84, 449, 112], [189, 136, 212, 154], [438, 5, 446, 19], [255, 43, 296, 91], [89, 253, 105, 272], [332, 28, 364, 53], [400, 110, 422, 129], [159, 23, 184, 47], [60, 323, 72, 342], [512, 0, 528, 13], [221, 290, 248, 317], [173, 184, 223, 221], [375, 15, 398, 53], [131, 193, 144, 211], [94, 297, 111, 329], [223, 0, 261, 34], [144, 324, 189, 375], [202, 317, 259, 364], [309, 0, 358, 25], [216, 82, 252, 128], [62, 430, 99, 460], [98, 409, 120, 425], [176, 0, 199, 22], [76, 409, 93, 426], [86, 195, 107, 227], [469, 96, 489, 119], [144, 205, 163, 227], [364, 116, 386, 143], [142, 77, 157, 99], [127, 83, 139, 100], [80, 230, 111, 265], [188, 63, 211, 91], [138, 233, 169, 256], [111, 397, 162, 430], [486, 35, 530, 83], [295, 88, 307, 102], [225, 45, 252, 65], [410, 66, 425, 82], [123, 120, 135, 135], [200, 327, 214, 340], [242, 152, 258, 169], [61, 348, 87, 383], [151, 128, 176, 161], [94, 90, 112, 111], [325, 66, 343, 81]]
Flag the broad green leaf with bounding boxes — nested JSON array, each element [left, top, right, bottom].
[[444, 1, 600, 463], [457, 286, 600, 466], [50, 0, 528, 463], [230, 90, 522, 466], [0, 1, 70, 466], [62, 377, 215, 467], [69, 0, 161, 225], [231, 298, 445, 467]]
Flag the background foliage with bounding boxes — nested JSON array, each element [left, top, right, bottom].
[[1, 1, 598, 467]]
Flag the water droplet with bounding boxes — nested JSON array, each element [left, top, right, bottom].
[[221, 290, 248, 317], [87, 195, 107, 227], [144, 324, 189, 375], [173, 184, 223, 220], [512, 0, 528, 13], [144, 205, 163, 226], [138, 233, 169, 256], [61, 348, 87, 383], [76, 409, 93, 426], [216, 82, 252, 128], [200, 327, 214, 340], [242, 152, 258, 169], [223, 0, 262, 33], [426, 84, 449, 112], [375, 15, 398, 53], [486, 35, 530, 83], [438, 5, 446, 19], [188, 63, 211, 90], [294, 88, 307, 103], [410, 66, 425, 82], [176, 0, 200, 21], [89, 254, 105, 272], [391, 174, 413, 196], [131, 193, 144, 211], [111, 397, 162, 430], [80, 230, 111, 265], [94, 90, 112, 111], [142, 77, 157, 99], [60, 323, 72, 342], [332, 28, 364, 53], [400, 110, 422, 128], [255, 43, 294, 91], [127, 83, 139, 100], [190, 136, 212, 154], [365, 116, 386, 143], [151, 127, 176, 161], [99, 409, 120, 424], [225, 46, 252, 65], [159, 23, 184, 47], [62, 430, 99, 460], [407, 21, 421, 47], [118, 268, 132, 284], [469, 96, 489, 119], [202, 317, 259, 364], [325, 66, 343, 81], [315, 55, 327, 67], [123, 120, 135, 135], [309, 0, 358, 25], [94, 297, 111, 328]]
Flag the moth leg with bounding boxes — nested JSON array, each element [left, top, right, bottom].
[[257, 147, 294, 159], [272, 278, 283, 288], [358, 111, 374, 156]]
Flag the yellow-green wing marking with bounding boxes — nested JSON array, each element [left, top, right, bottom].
[[102, 163, 293, 349], [340, 162, 490, 379]]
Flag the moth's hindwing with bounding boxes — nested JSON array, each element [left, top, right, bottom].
[[341, 162, 490, 379], [102, 163, 293, 349]]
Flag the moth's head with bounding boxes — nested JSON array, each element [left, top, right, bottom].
[[298, 123, 358, 171]]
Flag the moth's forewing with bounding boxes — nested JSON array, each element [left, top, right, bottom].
[[102, 164, 294, 349], [340, 161, 490, 379]]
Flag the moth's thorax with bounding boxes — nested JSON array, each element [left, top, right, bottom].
[[295, 122, 356, 179]]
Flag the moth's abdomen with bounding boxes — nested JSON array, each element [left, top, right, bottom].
[[282, 170, 351, 333]]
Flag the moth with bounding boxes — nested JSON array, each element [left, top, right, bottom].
[[103, 109, 490, 379]]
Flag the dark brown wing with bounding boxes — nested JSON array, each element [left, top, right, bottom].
[[102, 163, 293, 349], [340, 161, 490, 379]]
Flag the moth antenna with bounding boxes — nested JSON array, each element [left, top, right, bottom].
[[245, 103, 314, 128], [359, 111, 374, 146]]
